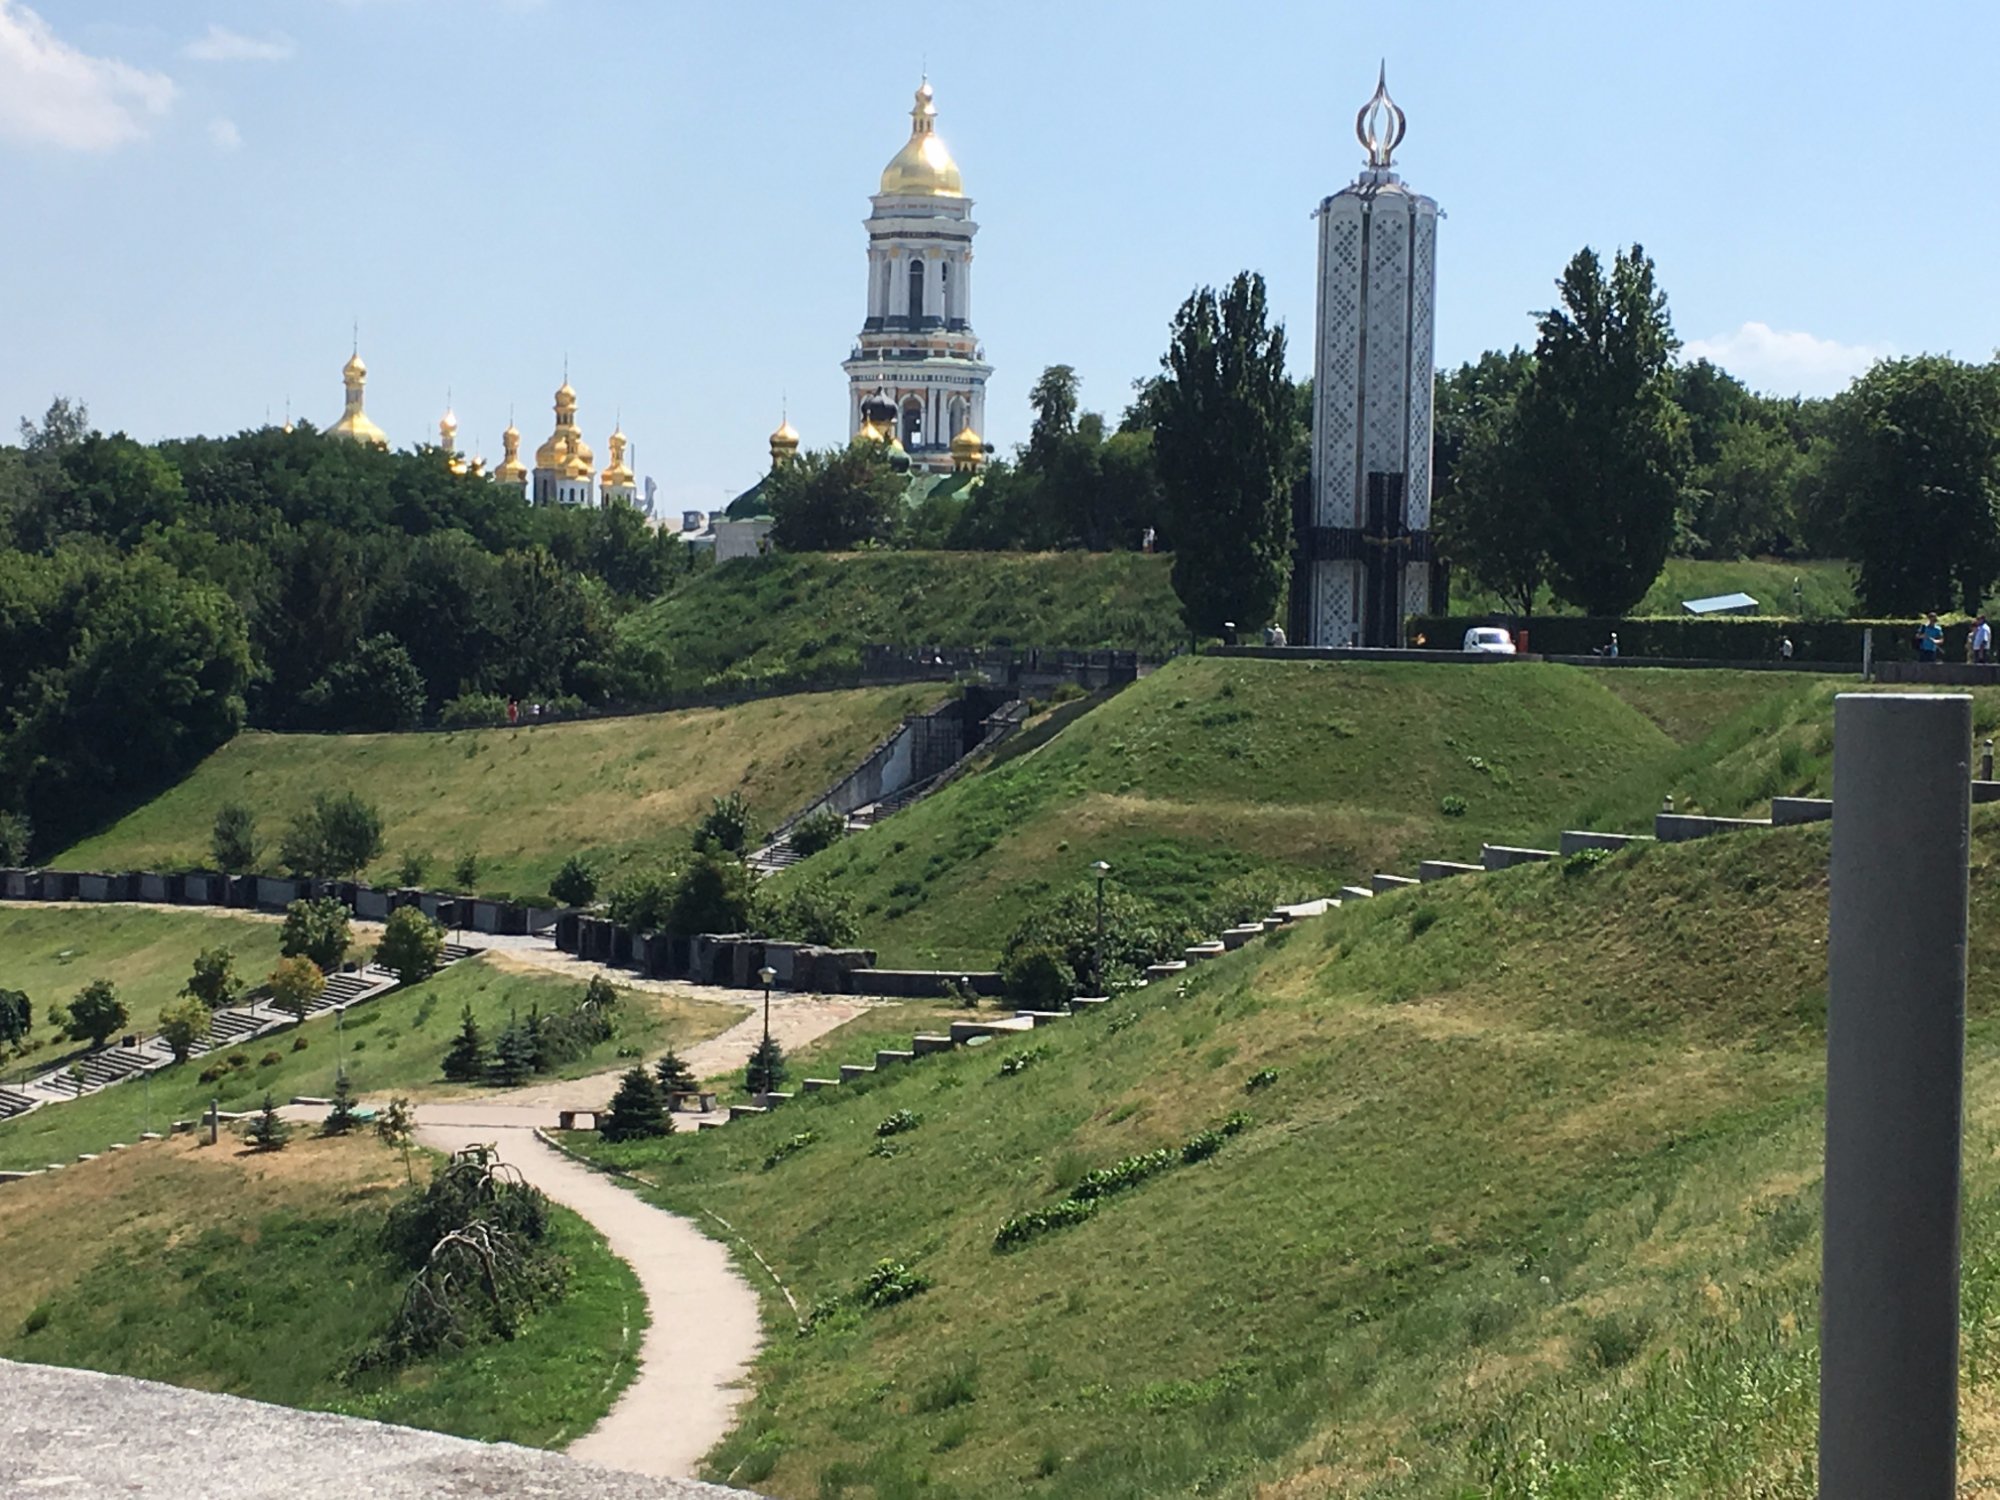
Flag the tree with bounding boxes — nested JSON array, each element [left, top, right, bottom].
[[549, 853, 597, 908], [376, 906, 445, 985], [0, 810, 31, 866], [63, 978, 127, 1048], [452, 850, 480, 891], [184, 946, 237, 1008], [377, 1095, 415, 1181], [787, 807, 846, 860], [247, 1092, 290, 1151], [211, 802, 258, 872], [1001, 885, 1194, 991], [694, 792, 757, 855], [654, 1048, 697, 1096], [487, 1014, 537, 1087], [298, 632, 428, 732], [157, 996, 212, 1063], [1434, 387, 1553, 617], [281, 897, 351, 971], [599, 1065, 671, 1141], [1821, 355, 2000, 615], [268, 955, 326, 1022], [744, 1035, 787, 1096], [279, 790, 385, 878], [1520, 246, 1691, 615], [441, 1004, 488, 1081], [668, 851, 755, 935], [0, 988, 32, 1044], [753, 876, 860, 946], [323, 1071, 359, 1134], [1026, 364, 1082, 471], [1152, 272, 1300, 635], [765, 442, 906, 551]]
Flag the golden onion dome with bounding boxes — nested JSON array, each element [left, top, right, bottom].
[[879, 80, 964, 197], [601, 431, 635, 488], [950, 426, 984, 470], [856, 419, 886, 444], [343, 352, 367, 383]]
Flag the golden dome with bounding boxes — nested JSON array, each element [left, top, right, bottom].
[[600, 430, 635, 489], [856, 419, 886, 444], [329, 348, 387, 447], [950, 426, 984, 470], [495, 422, 528, 484], [769, 418, 800, 467], [343, 352, 367, 383], [439, 407, 458, 442], [879, 81, 964, 197]]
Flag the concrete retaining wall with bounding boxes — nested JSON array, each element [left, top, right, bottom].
[[1482, 844, 1557, 871], [1655, 813, 1773, 842], [1558, 830, 1656, 854]]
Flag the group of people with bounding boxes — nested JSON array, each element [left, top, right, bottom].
[[1913, 613, 1994, 664]]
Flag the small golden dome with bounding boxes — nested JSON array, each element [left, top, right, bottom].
[[950, 426, 984, 471], [343, 352, 367, 383], [856, 419, 886, 444], [555, 381, 577, 412], [879, 80, 964, 197], [771, 419, 800, 448], [439, 408, 458, 438], [600, 430, 635, 489]]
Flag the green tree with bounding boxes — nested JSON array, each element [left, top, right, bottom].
[[157, 996, 212, 1064], [299, 632, 428, 732], [323, 1071, 359, 1134], [599, 1065, 671, 1141], [0, 988, 30, 1044], [441, 1004, 488, 1081], [487, 1014, 537, 1087], [280, 897, 351, 971], [549, 853, 598, 908], [377, 1095, 415, 1181], [64, 978, 128, 1049], [247, 1092, 290, 1151], [668, 851, 755, 935], [376, 906, 445, 985], [0, 810, 31, 866], [184, 945, 237, 1008], [1026, 364, 1081, 471], [787, 807, 846, 860], [279, 791, 385, 878], [654, 1047, 697, 1096], [267, 954, 326, 1022], [1152, 272, 1300, 635], [694, 792, 757, 855], [452, 849, 480, 891], [753, 876, 861, 946], [1520, 245, 1691, 615], [210, 802, 258, 872], [744, 1035, 788, 1096], [1001, 885, 1193, 991], [1433, 352, 1549, 616], [766, 442, 906, 551], [1821, 355, 2000, 614]]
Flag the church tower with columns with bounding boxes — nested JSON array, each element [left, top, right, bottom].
[[842, 81, 992, 473], [1297, 69, 1440, 648]]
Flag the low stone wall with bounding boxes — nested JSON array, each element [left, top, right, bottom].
[[1481, 844, 1557, 871], [1559, 830, 1655, 854], [1655, 813, 1773, 843], [1771, 797, 1834, 826], [847, 970, 1004, 999]]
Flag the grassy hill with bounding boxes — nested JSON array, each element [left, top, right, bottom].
[[56, 684, 937, 900], [578, 816, 2000, 1497], [0, 1130, 641, 1447], [619, 551, 1185, 695], [0, 942, 747, 1170]]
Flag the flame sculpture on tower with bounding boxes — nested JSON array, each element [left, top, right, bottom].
[[1295, 67, 1441, 648]]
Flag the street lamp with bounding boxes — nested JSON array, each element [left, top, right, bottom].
[[1089, 861, 1111, 997], [757, 965, 776, 1093]]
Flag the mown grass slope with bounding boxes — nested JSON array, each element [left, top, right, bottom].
[[580, 817, 2000, 1497], [57, 684, 937, 899], [777, 657, 1683, 966], [0, 1131, 641, 1446], [619, 551, 1185, 694], [0, 906, 288, 1075], [0, 947, 746, 1170]]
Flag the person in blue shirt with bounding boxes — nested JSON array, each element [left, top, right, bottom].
[[1917, 613, 1944, 662]]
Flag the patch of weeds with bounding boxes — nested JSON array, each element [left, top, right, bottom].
[[1408, 906, 1440, 938], [762, 1132, 816, 1171], [1563, 847, 1611, 876], [1244, 1066, 1279, 1092], [1105, 1011, 1138, 1035], [21, 1302, 51, 1335], [875, 1108, 921, 1138], [868, 1139, 901, 1159], [998, 1045, 1048, 1077], [912, 1359, 978, 1413], [1440, 794, 1469, 818], [1465, 755, 1489, 773], [858, 1258, 930, 1309]]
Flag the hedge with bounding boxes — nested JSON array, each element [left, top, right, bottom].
[[1411, 615, 1976, 664]]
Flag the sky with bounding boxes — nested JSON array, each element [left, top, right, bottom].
[[3, 1, 1997, 515]]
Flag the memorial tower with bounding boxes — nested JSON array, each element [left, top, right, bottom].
[[1297, 68, 1440, 647]]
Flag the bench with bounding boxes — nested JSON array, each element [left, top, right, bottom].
[[667, 1090, 718, 1114]]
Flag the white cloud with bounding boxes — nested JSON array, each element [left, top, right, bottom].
[[206, 115, 241, 150], [0, 0, 174, 150], [1684, 321, 1892, 398], [181, 24, 294, 63]]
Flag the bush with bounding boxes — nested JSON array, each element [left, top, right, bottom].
[[994, 1198, 1098, 1251], [1000, 945, 1074, 1007], [1563, 846, 1612, 876], [211, 802, 258, 873], [857, 1258, 930, 1309], [549, 853, 598, 908], [0, 809, 30, 866], [278, 791, 386, 879], [281, 897, 351, 972], [788, 806, 847, 859], [259, 1050, 283, 1067], [599, 1065, 671, 1141], [875, 1108, 922, 1138], [1440, 794, 1469, 818], [763, 1132, 816, 1170], [693, 792, 758, 855], [267, 954, 326, 1021], [670, 852, 754, 935], [1001, 883, 1193, 992], [157, 996, 211, 1063], [754, 877, 861, 947], [439, 691, 509, 729], [299, 634, 427, 733], [376, 907, 445, 985], [1199, 869, 1303, 931], [1244, 1066, 1278, 1092], [397, 851, 430, 886], [63, 979, 127, 1048]]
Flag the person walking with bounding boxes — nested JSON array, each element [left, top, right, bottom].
[[1780, 636, 1795, 661], [1917, 612, 1944, 663], [1974, 616, 1992, 665]]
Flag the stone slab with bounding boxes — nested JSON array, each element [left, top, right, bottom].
[[1481, 845, 1558, 871], [1419, 860, 1484, 882], [838, 1064, 876, 1081], [1370, 874, 1420, 893], [910, 1034, 955, 1055], [1655, 812, 1773, 843], [1770, 797, 1834, 826], [1558, 829, 1656, 854]]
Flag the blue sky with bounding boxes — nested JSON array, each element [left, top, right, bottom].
[[3, 0, 1995, 513]]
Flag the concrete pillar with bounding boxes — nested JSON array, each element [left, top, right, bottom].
[[1821, 692, 1971, 1500]]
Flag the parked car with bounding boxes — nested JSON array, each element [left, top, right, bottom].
[[1462, 626, 1517, 655]]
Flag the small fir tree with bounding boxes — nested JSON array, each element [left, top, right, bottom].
[[247, 1092, 290, 1151], [440, 1005, 487, 1082], [654, 1048, 697, 1097], [599, 1066, 670, 1142], [323, 1070, 359, 1134], [487, 1015, 536, 1087], [745, 1035, 787, 1096]]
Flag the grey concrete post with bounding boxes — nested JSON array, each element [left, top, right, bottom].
[[1861, 626, 1874, 681], [1821, 692, 1971, 1499], [1984, 738, 1993, 782]]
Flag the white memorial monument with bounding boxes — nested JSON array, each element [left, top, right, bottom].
[[1299, 68, 1440, 647]]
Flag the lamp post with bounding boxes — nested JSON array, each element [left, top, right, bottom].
[[1090, 861, 1111, 997], [756, 964, 776, 1094]]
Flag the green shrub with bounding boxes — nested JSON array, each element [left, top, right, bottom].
[[549, 853, 598, 908], [994, 1198, 1098, 1251], [1440, 794, 1469, 818], [754, 877, 860, 947], [875, 1108, 921, 1138], [763, 1132, 817, 1170], [1001, 883, 1193, 991], [998, 1045, 1048, 1078], [439, 691, 509, 729], [694, 792, 758, 855], [375, 907, 444, 985], [857, 1258, 931, 1309], [788, 806, 847, 860], [1563, 846, 1612, 876], [1244, 1066, 1278, 1092], [1000, 945, 1074, 1007]]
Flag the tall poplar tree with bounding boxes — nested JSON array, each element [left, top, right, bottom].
[[1152, 273, 1300, 635]]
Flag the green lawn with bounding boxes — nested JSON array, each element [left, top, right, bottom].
[[1447, 556, 1858, 619], [619, 550, 1186, 695], [0, 906, 289, 1079], [570, 816, 2000, 1497], [0, 1130, 642, 1448], [57, 684, 938, 900], [0, 953, 747, 1170]]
